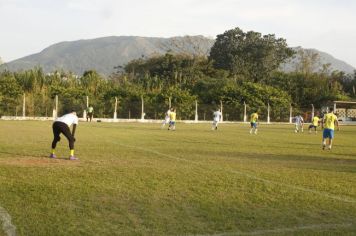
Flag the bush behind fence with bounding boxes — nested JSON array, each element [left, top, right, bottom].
[[1, 96, 323, 122]]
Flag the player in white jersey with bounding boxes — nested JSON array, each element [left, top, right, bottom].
[[161, 108, 171, 129], [212, 109, 222, 130], [294, 115, 304, 133], [50, 111, 79, 160]]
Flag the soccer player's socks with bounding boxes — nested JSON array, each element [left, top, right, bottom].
[[70, 149, 75, 156], [51, 149, 55, 154]]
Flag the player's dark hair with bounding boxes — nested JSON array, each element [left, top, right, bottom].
[[329, 108, 334, 112]]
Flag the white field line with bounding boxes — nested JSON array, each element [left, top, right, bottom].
[[190, 223, 354, 236], [117, 143, 356, 204], [0, 206, 16, 236]]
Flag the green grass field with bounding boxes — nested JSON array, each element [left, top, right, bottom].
[[0, 121, 355, 236]]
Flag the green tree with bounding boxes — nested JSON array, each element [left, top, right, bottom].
[[294, 49, 320, 75], [341, 70, 356, 97], [0, 74, 22, 115], [124, 53, 211, 89], [209, 27, 295, 83]]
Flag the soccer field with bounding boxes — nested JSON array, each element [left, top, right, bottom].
[[0, 121, 355, 236]]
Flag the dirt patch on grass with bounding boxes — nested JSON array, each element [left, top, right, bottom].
[[0, 156, 81, 167]]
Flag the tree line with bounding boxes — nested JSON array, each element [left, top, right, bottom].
[[0, 27, 355, 120]]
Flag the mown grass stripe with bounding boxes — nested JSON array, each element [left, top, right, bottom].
[[190, 223, 354, 235], [117, 142, 356, 204]]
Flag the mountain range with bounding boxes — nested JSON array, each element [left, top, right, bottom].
[[1, 36, 355, 76]]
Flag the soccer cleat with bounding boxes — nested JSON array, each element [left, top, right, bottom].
[[49, 154, 57, 158], [322, 145, 326, 150], [69, 156, 78, 160]]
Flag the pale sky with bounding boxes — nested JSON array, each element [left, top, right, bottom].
[[1, 0, 356, 68]]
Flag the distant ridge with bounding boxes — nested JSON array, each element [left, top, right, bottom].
[[1, 36, 354, 76], [281, 47, 355, 74], [0, 36, 214, 76]]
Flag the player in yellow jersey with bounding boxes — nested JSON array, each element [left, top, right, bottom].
[[168, 107, 176, 131], [249, 111, 258, 134], [308, 114, 320, 134], [321, 108, 339, 150]]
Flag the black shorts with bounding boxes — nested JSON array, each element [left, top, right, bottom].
[[52, 121, 75, 149], [53, 121, 71, 138]]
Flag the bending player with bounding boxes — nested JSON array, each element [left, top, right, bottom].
[[50, 110, 79, 160]]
